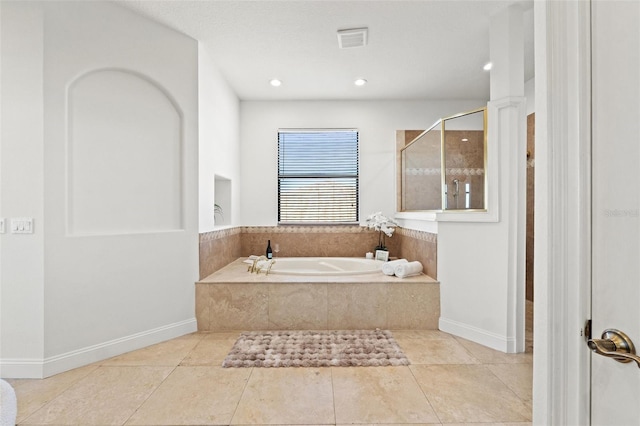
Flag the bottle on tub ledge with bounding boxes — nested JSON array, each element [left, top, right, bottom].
[[266, 239, 273, 259]]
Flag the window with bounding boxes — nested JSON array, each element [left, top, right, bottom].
[[278, 129, 359, 224]]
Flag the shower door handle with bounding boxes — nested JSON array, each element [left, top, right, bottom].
[[587, 328, 640, 368]]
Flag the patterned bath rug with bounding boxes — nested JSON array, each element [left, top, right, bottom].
[[222, 329, 409, 368]]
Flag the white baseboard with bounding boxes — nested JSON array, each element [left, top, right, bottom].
[[439, 317, 515, 353], [0, 359, 45, 380], [0, 318, 197, 379]]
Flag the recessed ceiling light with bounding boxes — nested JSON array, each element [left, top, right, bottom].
[[270, 79, 282, 87], [461, 138, 469, 142], [354, 78, 367, 86], [483, 62, 493, 71]]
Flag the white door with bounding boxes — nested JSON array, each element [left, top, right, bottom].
[[590, 1, 640, 424]]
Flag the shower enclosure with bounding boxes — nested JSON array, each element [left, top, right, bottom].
[[400, 107, 487, 212]]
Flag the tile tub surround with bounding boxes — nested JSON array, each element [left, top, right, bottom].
[[196, 258, 440, 331], [396, 227, 437, 278], [199, 225, 436, 279], [240, 225, 399, 259], [199, 227, 243, 279]]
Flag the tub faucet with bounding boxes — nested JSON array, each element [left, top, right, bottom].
[[250, 255, 267, 273], [262, 260, 276, 276], [250, 255, 276, 275]]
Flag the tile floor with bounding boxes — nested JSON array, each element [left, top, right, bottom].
[[6, 304, 534, 426]]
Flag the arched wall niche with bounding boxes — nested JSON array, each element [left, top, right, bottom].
[[66, 68, 184, 235]]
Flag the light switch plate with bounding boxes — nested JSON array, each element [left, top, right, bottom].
[[11, 217, 34, 234]]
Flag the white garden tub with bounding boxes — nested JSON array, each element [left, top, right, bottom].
[[268, 257, 383, 276]]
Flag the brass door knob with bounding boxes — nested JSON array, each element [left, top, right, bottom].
[[587, 329, 640, 368]]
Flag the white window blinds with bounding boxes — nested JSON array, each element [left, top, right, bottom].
[[278, 129, 359, 224]]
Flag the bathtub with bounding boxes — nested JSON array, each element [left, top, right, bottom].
[[268, 257, 383, 276], [197, 257, 440, 331]]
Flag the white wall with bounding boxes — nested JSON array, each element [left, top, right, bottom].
[[1, 1, 199, 378], [438, 6, 527, 353], [0, 2, 46, 377], [525, 77, 535, 115], [239, 100, 485, 227], [198, 46, 240, 232], [437, 99, 526, 351]]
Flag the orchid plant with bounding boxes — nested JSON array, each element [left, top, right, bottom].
[[365, 212, 398, 250]]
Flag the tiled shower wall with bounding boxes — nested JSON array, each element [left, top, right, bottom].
[[396, 129, 485, 211], [199, 225, 437, 280], [398, 129, 442, 211], [443, 130, 485, 210]]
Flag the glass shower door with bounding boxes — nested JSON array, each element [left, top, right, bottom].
[[442, 108, 486, 210]]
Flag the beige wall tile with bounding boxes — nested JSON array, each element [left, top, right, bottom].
[[242, 227, 383, 259], [199, 229, 243, 279], [209, 284, 269, 331], [268, 284, 328, 329], [195, 283, 211, 331], [199, 260, 439, 331], [387, 283, 440, 329], [200, 225, 430, 277], [397, 229, 437, 279], [327, 283, 388, 329]]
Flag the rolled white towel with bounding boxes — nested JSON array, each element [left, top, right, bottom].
[[1, 379, 17, 426], [382, 258, 408, 276], [394, 261, 423, 278]]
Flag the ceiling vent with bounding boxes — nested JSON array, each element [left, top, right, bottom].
[[337, 28, 368, 49]]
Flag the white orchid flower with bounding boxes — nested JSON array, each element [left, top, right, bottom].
[[365, 212, 397, 235]]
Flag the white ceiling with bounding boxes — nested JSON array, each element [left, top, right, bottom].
[[118, 0, 534, 101]]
